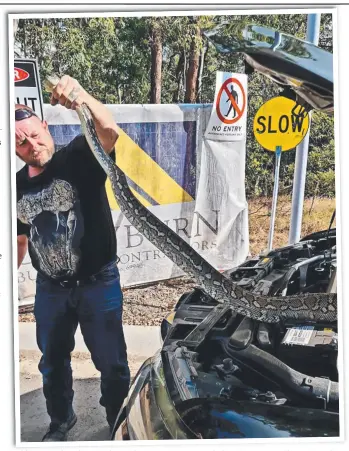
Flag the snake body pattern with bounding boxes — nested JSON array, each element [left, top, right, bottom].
[[45, 76, 337, 324]]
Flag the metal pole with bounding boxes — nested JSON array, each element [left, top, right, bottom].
[[306, 13, 321, 45], [268, 146, 282, 251], [288, 13, 321, 245]]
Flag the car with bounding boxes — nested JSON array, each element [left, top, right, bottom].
[[111, 24, 338, 440]]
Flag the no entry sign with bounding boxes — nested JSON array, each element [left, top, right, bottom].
[[205, 72, 247, 141], [216, 77, 246, 124], [253, 96, 310, 152]]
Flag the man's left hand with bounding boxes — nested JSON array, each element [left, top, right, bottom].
[[50, 75, 87, 110]]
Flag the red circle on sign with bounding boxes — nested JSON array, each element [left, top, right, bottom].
[[14, 68, 30, 83], [215, 77, 246, 124]]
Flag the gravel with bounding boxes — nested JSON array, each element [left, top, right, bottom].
[[18, 276, 198, 326]]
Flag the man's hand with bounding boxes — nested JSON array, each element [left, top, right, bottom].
[[50, 75, 118, 154], [17, 235, 28, 269], [50, 75, 87, 111]]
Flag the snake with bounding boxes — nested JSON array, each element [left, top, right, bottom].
[[44, 75, 337, 324]]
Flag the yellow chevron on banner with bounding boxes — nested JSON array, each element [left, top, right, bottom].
[[106, 179, 151, 210], [105, 125, 194, 210]]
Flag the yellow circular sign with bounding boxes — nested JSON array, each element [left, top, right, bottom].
[[253, 97, 310, 151]]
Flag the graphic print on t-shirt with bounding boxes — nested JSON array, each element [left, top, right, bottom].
[[17, 178, 84, 279]]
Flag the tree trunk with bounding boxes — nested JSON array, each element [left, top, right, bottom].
[[172, 52, 184, 103], [196, 44, 207, 103], [13, 19, 19, 38], [149, 26, 162, 104], [184, 25, 201, 103]]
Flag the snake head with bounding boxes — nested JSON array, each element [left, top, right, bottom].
[[43, 74, 61, 93]]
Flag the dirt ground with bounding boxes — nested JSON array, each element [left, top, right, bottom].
[[18, 196, 336, 326], [19, 276, 197, 326]]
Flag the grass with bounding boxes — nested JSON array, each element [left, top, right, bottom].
[[248, 196, 336, 256]]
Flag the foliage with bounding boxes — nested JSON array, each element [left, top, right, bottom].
[[14, 13, 335, 199]]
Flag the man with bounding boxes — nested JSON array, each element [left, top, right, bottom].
[[16, 75, 130, 441], [225, 83, 239, 118]]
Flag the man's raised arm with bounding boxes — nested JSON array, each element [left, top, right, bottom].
[[50, 75, 119, 154]]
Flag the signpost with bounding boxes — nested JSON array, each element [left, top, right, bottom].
[[253, 96, 310, 251], [288, 13, 321, 244]]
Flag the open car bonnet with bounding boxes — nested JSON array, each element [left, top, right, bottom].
[[202, 24, 333, 113]]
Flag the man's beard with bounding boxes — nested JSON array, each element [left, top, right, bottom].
[[29, 156, 52, 168], [19, 148, 54, 168]]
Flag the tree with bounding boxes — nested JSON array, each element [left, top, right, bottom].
[[184, 19, 201, 103], [13, 13, 335, 199], [149, 20, 163, 104], [13, 18, 19, 38]]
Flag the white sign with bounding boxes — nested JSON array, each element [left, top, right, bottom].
[[282, 326, 314, 346], [14, 59, 44, 118], [205, 71, 247, 141], [14, 59, 44, 171]]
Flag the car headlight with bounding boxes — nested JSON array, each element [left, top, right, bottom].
[[114, 351, 193, 440], [160, 311, 175, 343]]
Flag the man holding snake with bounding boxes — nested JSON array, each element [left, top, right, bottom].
[[16, 75, 130, 441]]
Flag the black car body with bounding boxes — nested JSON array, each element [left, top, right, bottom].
[[112, 24, 338, 440]]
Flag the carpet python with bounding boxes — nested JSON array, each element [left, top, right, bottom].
[[44, 75, 337, 324]]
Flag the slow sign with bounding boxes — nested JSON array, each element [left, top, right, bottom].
[[253, 97, 309, 152], [252, 96, 310, 251]]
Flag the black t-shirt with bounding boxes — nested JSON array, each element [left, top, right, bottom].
[[17, 134, 117, 281]]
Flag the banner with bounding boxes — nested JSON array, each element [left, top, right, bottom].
[[17, 103, 249, 305], [205, 71, 248, 141]]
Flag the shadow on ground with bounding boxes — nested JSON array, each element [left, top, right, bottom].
[[20, 377, 112, 442]]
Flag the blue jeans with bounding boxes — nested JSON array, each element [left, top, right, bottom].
[[34, 261, 130, 425]]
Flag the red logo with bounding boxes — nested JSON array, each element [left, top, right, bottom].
[[14, 67, 30, 83]]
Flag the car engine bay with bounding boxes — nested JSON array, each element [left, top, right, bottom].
[[161, 228, 338, 419]]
